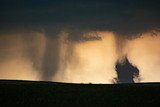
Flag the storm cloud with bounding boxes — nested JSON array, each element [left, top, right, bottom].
[[0, 0, 160, 35], [0, 0, 160, 83]]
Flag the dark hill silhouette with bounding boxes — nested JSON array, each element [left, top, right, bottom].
[[0, 80, 160, 106]]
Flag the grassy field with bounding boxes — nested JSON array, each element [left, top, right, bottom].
[[0, 80, 160, 106]]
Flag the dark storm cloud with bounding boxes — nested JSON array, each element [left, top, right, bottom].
[[0, 0, 160, 82], [0, 0, 160, 35]]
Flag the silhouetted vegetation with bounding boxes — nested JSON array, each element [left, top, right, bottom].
[[115, 57, 140, 83]]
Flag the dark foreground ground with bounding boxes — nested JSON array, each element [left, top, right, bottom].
[[0, 80, 160, 106]]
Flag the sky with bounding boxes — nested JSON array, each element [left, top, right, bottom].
[[0, 0, 160, 83]]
